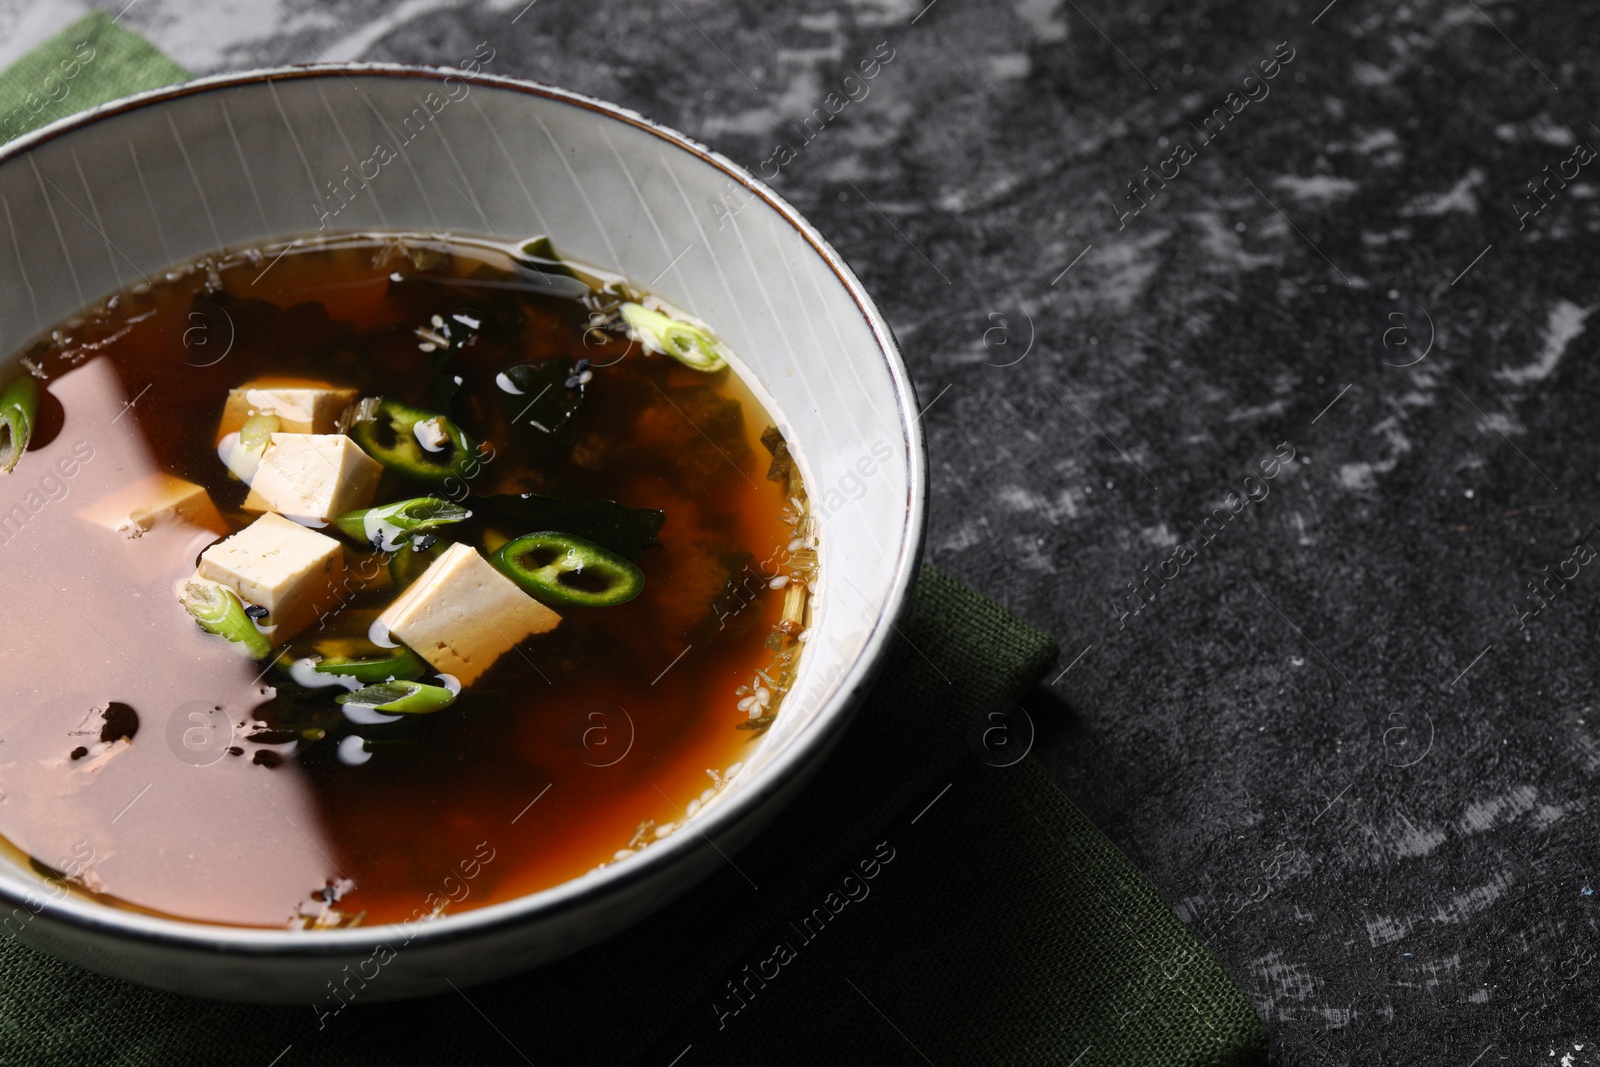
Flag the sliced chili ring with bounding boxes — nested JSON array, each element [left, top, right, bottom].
[[350, 397, 478, 484], [491, 531, 644, 608]]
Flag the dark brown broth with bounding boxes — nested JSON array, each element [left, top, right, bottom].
[[0, 235, 801, 928]]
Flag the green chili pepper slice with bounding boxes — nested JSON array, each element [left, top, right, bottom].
[[313, 642, 427, 684], [336, 680, 457, 714], [350, 398, 479, 484], [334, 497, 471, 551], [0, 374, 40, 474], [389, 535, 446, 588], [180, 581, 272, 660], [492, 531, 645, 608]]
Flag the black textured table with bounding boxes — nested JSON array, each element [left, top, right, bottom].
[[17, 0, 1597, 1061]]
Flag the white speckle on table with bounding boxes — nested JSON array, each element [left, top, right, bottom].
[[1349, 61, 1394, 87], [1393, 819, 1446, 859], [1272, 175, 1359, 203], [1080, 229, 1172, 311], [1495, 300, 1593, 386], [1431, 873, 1513, 924], [1192, 212, 1281, 272], [1139, 523, 1179, 548], [1398, 168, 1483, 217], [986, 53, 1031, 80], [936, 515, 990, 554], [1457, 785, 1538, 834], [1365, 914, 1412, 947], [1225, 398, 1289, 423], [996, 484, 1080, 524], [1246, 952, 1316, 1018], [1288, 512, 1317, 546], [1530, 802, 1578, 830], [844, 0, 922, 25], [1338, 463, 1377, 491], [1494, 114, 1576, 145], [1353, 128, 1401, 153], [1013, 0, 1069, 43]]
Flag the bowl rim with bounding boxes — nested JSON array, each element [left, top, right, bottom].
[[0, 62, 929, 958]]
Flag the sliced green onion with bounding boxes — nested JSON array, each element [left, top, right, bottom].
[[336, 681, 457, 714], [225, 413, 280, 482], [492, 532, 644, 608], [334, 497, 471, 551], [313, 643, 427, 684], [349, 398, 479, 484], [620, 303, 729, 372], [0, 374, 40, 474], [180, 581, 272, 659]]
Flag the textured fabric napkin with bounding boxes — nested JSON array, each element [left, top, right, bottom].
[[0, 16, 1269, 1065]]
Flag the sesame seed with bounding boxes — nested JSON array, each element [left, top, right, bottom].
[[769, 575, 790, 589]]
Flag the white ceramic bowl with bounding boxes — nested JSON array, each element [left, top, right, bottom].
[[0, 65, 925, 1002]]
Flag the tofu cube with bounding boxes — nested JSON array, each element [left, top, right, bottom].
[[81, 473, 228, 539], [242, 434, 383, 526], [197, 513, 345, 641], [377, 543, 561, 686], [217, 381, 360, 441]]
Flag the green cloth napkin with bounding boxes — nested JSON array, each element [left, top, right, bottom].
[[0, 11, 186, 142], [0, 18, 1270, 1065]]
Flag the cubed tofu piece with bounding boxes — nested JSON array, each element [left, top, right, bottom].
[[217, 380, 361, 441], [242, 434, 383, 526], [80, 472, 228, 539], [197, 512, 344, 642], [377, 543, 561, 686]]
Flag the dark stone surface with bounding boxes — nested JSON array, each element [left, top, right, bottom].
[[50, 0, 1600, 1060]]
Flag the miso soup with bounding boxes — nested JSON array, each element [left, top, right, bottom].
[[0, 234, 812, 929]]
